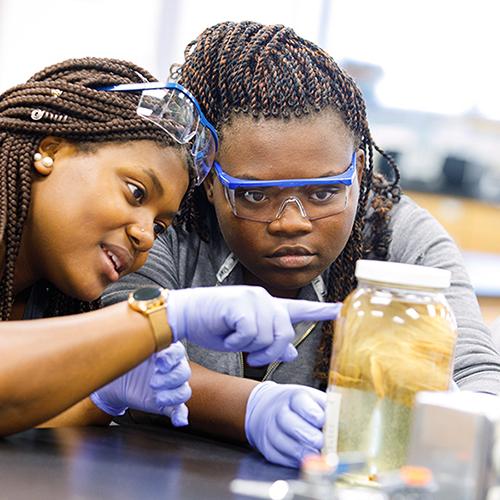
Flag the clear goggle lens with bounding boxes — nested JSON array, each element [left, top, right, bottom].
[[138, 89, 216, 184], [226, 184, 350, 222]]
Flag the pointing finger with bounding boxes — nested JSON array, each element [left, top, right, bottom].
[[277, 299, 342, 323]]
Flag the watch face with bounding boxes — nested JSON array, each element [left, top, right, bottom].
[[133, 286, 162, 301]]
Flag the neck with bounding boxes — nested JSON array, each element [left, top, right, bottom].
[[12, 229, 39, 296], [242, 268, 300, 299]]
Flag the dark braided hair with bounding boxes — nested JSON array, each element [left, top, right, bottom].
[[177, 21, 402, 387], [0, 57, 183, 320]]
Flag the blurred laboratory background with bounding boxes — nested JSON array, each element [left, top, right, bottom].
[[1, 0, 499, 332]]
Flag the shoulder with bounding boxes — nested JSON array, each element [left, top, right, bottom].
[[161, 221, 232, 285], [389, 194, 443, 237], [386, 194, 456, 265]]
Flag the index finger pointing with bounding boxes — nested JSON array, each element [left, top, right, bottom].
[[277, 299, 342, 323]]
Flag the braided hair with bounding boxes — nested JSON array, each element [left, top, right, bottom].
[[0, 57, 181, 320], [177, 21, 402, 387]]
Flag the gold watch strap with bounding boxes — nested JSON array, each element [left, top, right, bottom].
[[128, 287, 173, 352], [148, 306, 172, 351]]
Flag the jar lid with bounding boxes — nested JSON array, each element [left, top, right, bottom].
[[355, 260, 451, 289]]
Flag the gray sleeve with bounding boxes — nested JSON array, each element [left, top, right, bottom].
[[102, 228, 181, 306], [389, 197, 500, 394]]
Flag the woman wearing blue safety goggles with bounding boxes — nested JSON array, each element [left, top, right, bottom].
[[0, 57, 338, 437], [102, 21, 500, 470]]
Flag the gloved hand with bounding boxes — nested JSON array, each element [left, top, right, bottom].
[[167, 285, 341, 366], [245, 381, 326, 468], [90, 342, 191, 427]]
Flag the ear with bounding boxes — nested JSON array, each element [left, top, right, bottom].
[[203, 171, 216, 204], [355, 149, 365, 186], [33, 136, 66, 176]]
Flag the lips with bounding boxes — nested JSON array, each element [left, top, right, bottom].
[[270, 245, 314, 258], [100, 243, 133, 281], [266, 245, 316, 269]]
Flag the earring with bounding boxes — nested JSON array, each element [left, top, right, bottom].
[[41, 157, 53, 168], [34, 153, 53, 168], [140, 227, 145, 233]]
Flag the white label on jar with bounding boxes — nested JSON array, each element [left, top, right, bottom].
[[323, 391, 342, 455]]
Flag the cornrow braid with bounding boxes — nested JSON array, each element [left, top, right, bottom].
[[0, 57, 182, 320], [177, 21, 402, 387]]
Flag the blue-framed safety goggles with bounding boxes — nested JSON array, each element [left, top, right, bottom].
[[214, 152, 357, 222], [99, 81, 219, 185]]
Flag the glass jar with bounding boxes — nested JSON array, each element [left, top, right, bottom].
[[323, 260, 457, 483]]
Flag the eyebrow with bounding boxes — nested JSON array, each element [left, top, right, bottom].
[[140, 167, 180, 219], [143, 167, 165, 197]]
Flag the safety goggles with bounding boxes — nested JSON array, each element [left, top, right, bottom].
[[214, 152, 357, 222], [99, 81, 219, 185]]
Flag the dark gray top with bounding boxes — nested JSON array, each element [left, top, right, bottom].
[[103, 195, 500, 394]]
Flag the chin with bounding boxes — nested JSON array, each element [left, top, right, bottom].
[[263, 268, 321, 292], [80, 282, 106, 302], [58, 280, 104, 303]]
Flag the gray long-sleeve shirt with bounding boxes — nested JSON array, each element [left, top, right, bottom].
[[103, 195, 500, 394]]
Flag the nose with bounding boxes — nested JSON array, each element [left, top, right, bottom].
[[126, 222, 155, 252], [268, 197, 313, 235]]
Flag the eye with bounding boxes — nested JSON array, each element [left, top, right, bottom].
[[153, 220, 167, 237], [127, 182, 145, 203], [309, 188, 339, 203], [240, 190, 268, 204]]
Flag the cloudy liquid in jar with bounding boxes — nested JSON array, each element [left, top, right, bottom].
[[323, 284, 456, 482]]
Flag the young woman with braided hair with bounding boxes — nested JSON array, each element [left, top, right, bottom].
[[103, 21, 500, 468], [0, 56, 335, 436]]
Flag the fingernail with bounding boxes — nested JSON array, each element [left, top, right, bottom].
[[312, 409, 324, 423]]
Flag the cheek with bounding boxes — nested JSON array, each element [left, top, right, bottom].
[[211, 195, 258, 255], [316, 189, 360, 263], [216, 210, 250, 249], [130, 252, 149, 274], [316, 217, 351, 262]]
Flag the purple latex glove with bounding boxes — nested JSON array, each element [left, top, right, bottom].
[[90, 342, 191, 427], [167, 285, 341, 366], [245, 381, 326, 468]]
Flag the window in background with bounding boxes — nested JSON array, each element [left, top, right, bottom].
[[0, 0, 163, 91]]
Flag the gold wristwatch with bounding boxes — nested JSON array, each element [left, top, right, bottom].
[[128, 286, 171, 351]]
